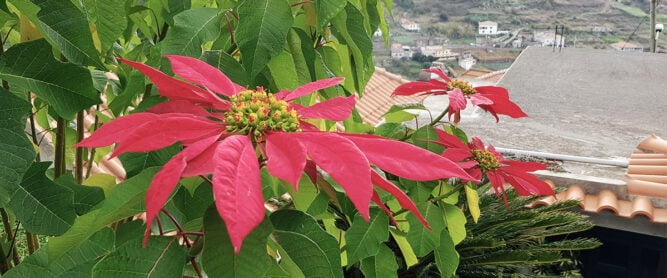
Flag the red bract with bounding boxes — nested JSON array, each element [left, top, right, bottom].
[[75, 56, 475, 253], [432, 129, 554, 205], [392, 67, 527, 122]]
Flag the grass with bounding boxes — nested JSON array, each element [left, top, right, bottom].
[[600, 35, 621, 43], [392, 36, 414, 44], [616, 5, 647, 17]]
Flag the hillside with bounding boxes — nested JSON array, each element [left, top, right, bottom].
[[393, 0, 667, 49]]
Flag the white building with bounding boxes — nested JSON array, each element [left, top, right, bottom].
[[533, 31, 563, 47], [478, 21, 498, 35], [391, 43, 414, 59], [458, 51, 476, 70], [419, 45, 458, 59], [398, 18, 420, 32]]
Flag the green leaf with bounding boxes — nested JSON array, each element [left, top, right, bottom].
[[315, 0, 345, 31], [161, 8, 223, 58], [345, 209, 389, 264], [55, 175, 105, 215], [82, 173, 117, 196], [268, 50, 299, 91], [0, 39, 99, 120], [201, 206, 274, 277], [83, 0, 127, 55], [118, 144, 181, 178], [434, 230, 459, 277], [406, 202, 446, 257], [270, 210, 342, 278], [92, 236, 186, 278], [165, 184, 212, 231], [330, 3, 373, 94], [286, 28, 314, 85], [8, 162, 76, 235], [47, 168, 159, 261], [4, 228, 114, 278], [108, 70, 146, 116], [442, 203, 467, 245], [0, 90, 35, 207], [384, 110, 415, 123], [162, 0, 191, 25], [374, 123, 407, 139], [360, 244, 398, 278], [465, 183, 481, 223], [236, 0, 293, 79], [409, 125, 445, 154], [389, 230, 418, 267], [32, 0, 104, 68], [284, 173, 328, 216], [200, 50, 251, 87], [384, 103, 427, 115]]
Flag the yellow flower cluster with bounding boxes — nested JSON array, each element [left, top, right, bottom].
[[225, 89, 301, 137]]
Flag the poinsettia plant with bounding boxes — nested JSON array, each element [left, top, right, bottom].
[[76, 55, 475, 252], [0, 1, 568, 277]]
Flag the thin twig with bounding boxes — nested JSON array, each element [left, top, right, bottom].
[[290, 1, 312, 7], [5, 221, 19, 264], [224, 13, 235, 46], [75, 112, 84, 183], [0, 209, 19, 265], [160, 209, 191, 248], [199, 175, 213, 186], [85, 105, 100, 178], [54, 117, 66, 178], [190, 258, 203, 278]]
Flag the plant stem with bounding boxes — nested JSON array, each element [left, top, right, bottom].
[[0, 209, 19, 265], [25, 231, 37, 254], [75, 112, 84, 183], [54, 117, 66, 178], [430, 182, 465, 203], [428, 107, 449, 127], [0, 237, 10, 273], [85, 105, 100, 178], [190, 258, 203, 278], [160, 209, 191, 248]]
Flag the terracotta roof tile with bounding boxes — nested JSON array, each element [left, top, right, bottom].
[[531, 184, 667, 223], [530, 135, 667, 223], [356, 67, 427, 126], [626, 134, 667, 199]]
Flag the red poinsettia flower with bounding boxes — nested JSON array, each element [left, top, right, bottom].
[[431, 129, 554, 205], [392, 67, 527, 122], [75, 56, 475, 253]]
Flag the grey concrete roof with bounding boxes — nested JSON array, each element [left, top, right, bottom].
[[448, 46, 667, 178]]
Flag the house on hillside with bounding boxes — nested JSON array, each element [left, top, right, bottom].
[[398, 18, 420, 32], [390, 43, 413, 59], [478, 20, 498, 35], [419, 45, 458, 59], [533, 31, 563, 47], [458, 51, 476, 70], [414, 36, 448, 47], [610, 41, 644, 52]]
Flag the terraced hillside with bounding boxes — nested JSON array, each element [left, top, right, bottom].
[[394, 0, 667, 49]]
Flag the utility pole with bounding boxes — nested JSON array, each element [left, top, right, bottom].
[[650, 0, 657, 53]]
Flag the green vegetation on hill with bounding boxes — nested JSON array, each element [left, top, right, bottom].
[[392, 0, 667, 49]]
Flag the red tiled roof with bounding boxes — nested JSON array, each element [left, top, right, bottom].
[[531, 134, 667, 223], [627, 134, 667, 199], [532, 183, 667, 223], [356, 67, 427, 126]]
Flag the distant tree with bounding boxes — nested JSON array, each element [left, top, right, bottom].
[[439, 12, 449, 22], [411, 53, 437, 63]]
